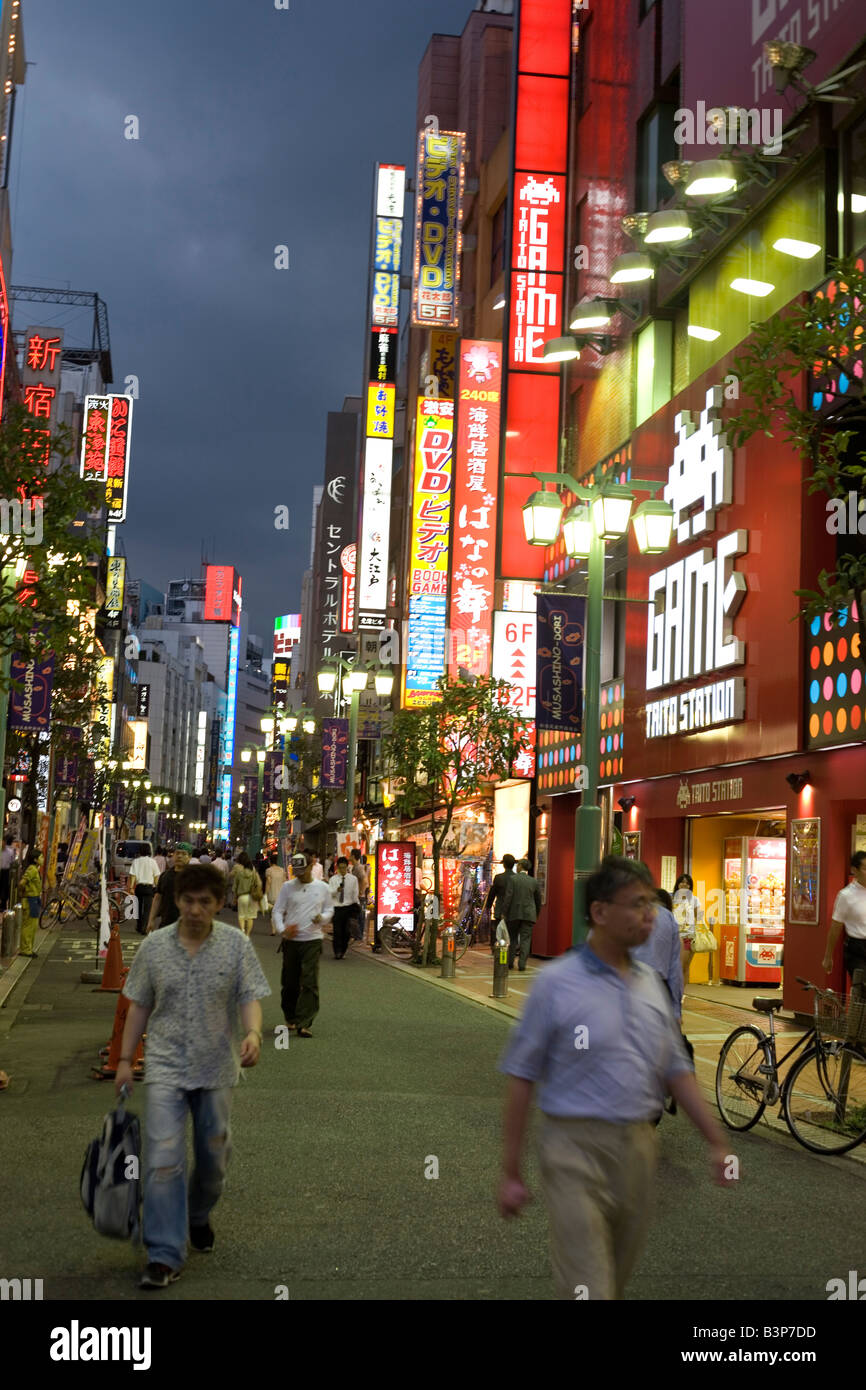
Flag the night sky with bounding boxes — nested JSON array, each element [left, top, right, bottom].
[[10, 0, 477, 640]]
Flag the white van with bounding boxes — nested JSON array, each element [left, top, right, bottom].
[[113, 839, 153, 879]]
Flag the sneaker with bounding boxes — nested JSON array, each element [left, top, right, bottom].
[[190, 1222, 215, 1253], [139, 1262, 181, 1289]]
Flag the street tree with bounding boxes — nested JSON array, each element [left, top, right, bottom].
[[381, 675, 532, 965], [726, 254, 866, 669]]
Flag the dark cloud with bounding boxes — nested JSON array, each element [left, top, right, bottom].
[[12, 0, 476, 637]]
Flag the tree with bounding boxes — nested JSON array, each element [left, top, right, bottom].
[[284, 731, 335, 855], [381, 675, 532, 965], [725, 254, 866, 669]]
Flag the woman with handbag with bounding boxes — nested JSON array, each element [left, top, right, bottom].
[[231, 851, 261, 936], [672, 872, 703, 989], [19, 849, 44, 956]]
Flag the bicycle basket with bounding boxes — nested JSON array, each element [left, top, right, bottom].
[[816, 992, 866, 1044]]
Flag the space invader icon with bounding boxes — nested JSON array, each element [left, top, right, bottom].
[[664, 385, 733, 545], [519, 175, 560, 206]]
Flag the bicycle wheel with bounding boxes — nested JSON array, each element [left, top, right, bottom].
[[783, 1045, 866, 1155], [715, 1026, 771, 1130], [454, 926, 472, 960], [379, 923, 416, 961], [39, 896, 64, 930]]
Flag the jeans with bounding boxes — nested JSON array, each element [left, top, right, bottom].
[[142, 1085, 233, 1270], [280, 939, 323, 1028]]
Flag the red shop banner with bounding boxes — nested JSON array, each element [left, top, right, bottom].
[[376, 841, 415, 935]]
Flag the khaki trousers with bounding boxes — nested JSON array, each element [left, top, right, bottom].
[[537, 1115, 657, 1300]]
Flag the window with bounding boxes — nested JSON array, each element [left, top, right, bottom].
[[636, 105, 679, 213], [490, 200, 507, 286], [634, 320, 672, 427]]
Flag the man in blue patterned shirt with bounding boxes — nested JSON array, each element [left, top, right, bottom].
[[497, 856, 728, 1300], [116, 861, 271, 1290]]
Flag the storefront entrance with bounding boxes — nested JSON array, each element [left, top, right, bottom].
[[687, 811, 786, 988]]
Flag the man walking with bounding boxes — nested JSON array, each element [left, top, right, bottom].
[[272, 850, 334, 1037], [115, 861, 270, 1289], [146, 848, 190, 932], [499, 858, 542, 971], [349, 849, 369, 942], [823, 850, 866, 982], [497, 856, 728, 1300], [129, 844, 161, 938], [329, 856, 360, 958], [484, 853, 516, 949]]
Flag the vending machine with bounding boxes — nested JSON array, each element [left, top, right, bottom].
[[718, 836, 786, 985]]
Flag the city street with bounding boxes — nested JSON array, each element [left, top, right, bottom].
[[1, 920, 865, 1302]]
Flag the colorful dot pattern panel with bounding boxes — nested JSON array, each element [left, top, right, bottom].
[[537, 678, 624, 794], [543, 444, 632, 583], [810, 260, 864, 413], [805, 606, 864, 748]]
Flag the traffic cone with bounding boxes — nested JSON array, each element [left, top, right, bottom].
[[97, 921, 124, 992], [92, 990, 144, 1080]]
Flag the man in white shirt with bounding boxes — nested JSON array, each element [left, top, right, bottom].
[[129, 844, 161, 937], [211, 850, 229, 876], [329, 856, 360, 958], [272, 851, 334, 1037], [309, 853, 324, 881], [823, 851, 866, 981]]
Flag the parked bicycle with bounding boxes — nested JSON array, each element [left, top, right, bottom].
[[715, 976, 866, 1155], [40, 876, 131, 933], [379, 890, 476, 963]]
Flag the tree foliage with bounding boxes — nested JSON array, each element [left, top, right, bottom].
[[381, 675, 532, 964], [726, 255, 866, 662]]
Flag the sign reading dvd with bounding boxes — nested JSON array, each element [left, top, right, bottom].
[[412, 131, 464, 328]]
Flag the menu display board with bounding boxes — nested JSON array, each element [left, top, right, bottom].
[[790, 818, 821, 926]]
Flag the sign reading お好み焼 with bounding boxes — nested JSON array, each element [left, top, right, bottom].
[[645, 386, 748, 740]]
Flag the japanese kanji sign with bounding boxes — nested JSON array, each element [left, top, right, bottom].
[[80, 397, 111, 481], [204, 565, 236, 622], [315, 411, 357, 663], [499, 0, 571, 582], [404, 397, 454, 708], [412, 131, 464, 328], [448, 342, 501, 680], [22, 326, 63, 432], [376, 840, 415, 935], [321, 718, 349, 790], [104, 395, 133, 522], [366, 381, 395, 439], [104, 556, 126, 630]]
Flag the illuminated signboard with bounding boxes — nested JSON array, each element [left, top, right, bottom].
[[340, 543, 356, 633], [217, 624, 240, 836], [22, 325, 63, 430], [271, 656, 290, 707], [366, 381, 395, 439], [204, 565, 236, 622], [80, 397, 111, 480], [493, 610, 537, 718], [357, 162, 405, 632], [412, 131, 465, 329], [448, 342, 502, 679], [104, 555, 126, 629], [128, 718, 148, 770], [273, 614, 302, 657], [194, 709, 207, 795], [376, 840, 415, 935], [499, 0, 571, 581], [404, 397, 454, 707], [429, 330, 456, 400], [105, 395, 133, 522]]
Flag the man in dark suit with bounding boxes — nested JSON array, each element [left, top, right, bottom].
[[484, 854, 516, 950]]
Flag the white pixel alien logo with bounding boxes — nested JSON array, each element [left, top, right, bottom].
[[676, 780, 691, 809], [462, 343, 500, 384], [519, 175, 560, 206], [664, 385, 733, 545]]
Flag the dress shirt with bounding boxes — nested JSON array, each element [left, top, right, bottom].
[[310, 862, 324, 881], [329, 871, 359, 906], [123, 923, 271, 1089], [499, 945, 693, 1120], [130, 855, 160, 887], [630, 906, 684, 1020], [831, 881, 866, 939], [272, 878, 334, 941]]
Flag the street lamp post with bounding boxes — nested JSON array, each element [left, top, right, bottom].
[[522, 470, 674, 943], [318, 660, 393, 836], [240, 745, 266, 859]]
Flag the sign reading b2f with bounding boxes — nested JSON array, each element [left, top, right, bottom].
[[492, 612, 537, 718]]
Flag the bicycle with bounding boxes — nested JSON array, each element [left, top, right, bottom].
[[40, 876, 99, 929], [715, 976, 866, 1155], [379, 892, 475, 964]]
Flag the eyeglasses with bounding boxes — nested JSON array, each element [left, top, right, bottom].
[[611, 894, 659, 914]]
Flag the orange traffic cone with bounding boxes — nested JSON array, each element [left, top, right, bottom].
[[92, 990, 144, 1080], [97, 921, 125, 992]]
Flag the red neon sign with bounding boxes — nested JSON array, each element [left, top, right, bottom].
[[204, 565, 236, 622], [500, 0, 572, 582]]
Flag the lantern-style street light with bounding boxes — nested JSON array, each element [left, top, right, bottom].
[[521, 468, 674, 942], [317, 657, 393, 831]]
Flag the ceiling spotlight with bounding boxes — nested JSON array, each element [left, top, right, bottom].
[[617, 796, 637, 814], [542, 335, 581, 362], [686, 159, 738, 197], [569, 297, 641, 331], [730, 276, 774, 296], [687, 324, 721, 341], [644, 210, 693, 244], [764, 39, 816, 94], [772, 236, 821, 259], [492, 294, 505, 310], [785, 770, 811, 793], [610, 252, 654, 284], [662, 160, 693, 188], [621, 212, 649, 239]]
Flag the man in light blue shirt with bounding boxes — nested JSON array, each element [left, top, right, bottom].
[[631, 892, 683, 1020], [497, 856, 728, 1300]]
